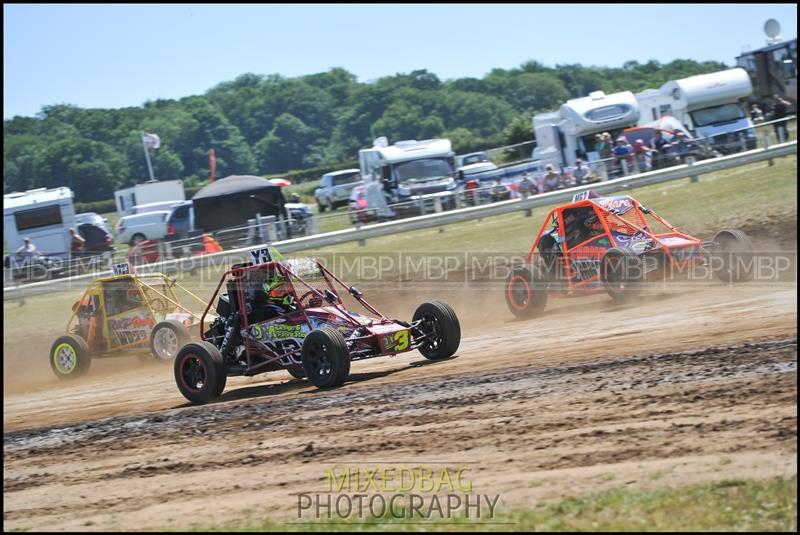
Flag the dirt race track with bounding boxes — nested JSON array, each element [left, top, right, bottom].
[[3, 281, 798, 531]]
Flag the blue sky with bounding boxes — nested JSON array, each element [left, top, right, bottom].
[[3, 4, 797, 119]]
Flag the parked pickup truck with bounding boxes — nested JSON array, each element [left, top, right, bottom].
[[314, 169, 364, 212], [455, 152, 498, 181]]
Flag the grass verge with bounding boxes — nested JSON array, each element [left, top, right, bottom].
[[183, 476, 797, 532]]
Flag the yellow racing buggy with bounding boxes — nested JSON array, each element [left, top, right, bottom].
[[49, 264, 211, 379]]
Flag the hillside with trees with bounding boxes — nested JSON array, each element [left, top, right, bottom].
[[3, 58, 728, 202]]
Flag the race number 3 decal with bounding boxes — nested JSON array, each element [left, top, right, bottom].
[[250, 247, 272, 265], [392, 330, 410, 351]]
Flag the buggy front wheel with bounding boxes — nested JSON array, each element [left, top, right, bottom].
[[302, 327, 351, 388], [174, 341, 226, 404], [505, 266, 548, 318], [50, 334, 92, 379], [412, 301, 461, 360]]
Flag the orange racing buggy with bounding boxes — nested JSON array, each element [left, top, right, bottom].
[[174, 248, 461, 404], [505, 190, 754, 317], [49, 264, 210, 379]]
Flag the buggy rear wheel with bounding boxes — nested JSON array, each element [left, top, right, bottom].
[[150, 320, 191, 362], [711, 228, 754, 283], [302, 327, 350, 388], [50, 334, 92, 379], [505, 266, 548, 318], [174, 341, 226, 404], [412, 301, 461, 360], [601, 247, 644, 302]]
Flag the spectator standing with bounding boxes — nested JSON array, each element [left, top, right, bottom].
[[750, 103, 765, 124], [15, 237, 42, 260], [489, 177, 510, 202], [613, 136, 634, 176], [517, 172, 535, 217], [668, 131, 698, 164], [542, 165, 561, 192], [633, 139, 651, 173], [771, 95, 791, 143], [573, 159, 591, 185], [69, 228, 86, 257], [599, 132, 614, 159], [593, 133, 605, 157], [650, 130, 670, 170]]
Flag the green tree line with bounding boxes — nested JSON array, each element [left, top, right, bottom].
[[4, 58, 728, 202]]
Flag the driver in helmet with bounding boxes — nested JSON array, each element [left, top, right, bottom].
[[261, 268, 295, 318], [218, 262, 296, 359]]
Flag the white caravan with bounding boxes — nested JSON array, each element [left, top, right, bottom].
[[115, 179, 185, 216], [532, 90, 640, 170], [3, 187, 77, 259]]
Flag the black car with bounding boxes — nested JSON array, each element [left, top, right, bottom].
[[78, 222, 115, 253]]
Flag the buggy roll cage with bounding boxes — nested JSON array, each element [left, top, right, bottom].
[[198, 259, 399, 371], [522, 197, 703, 290], [525, 197, 701, 263], [66, 273, 209, 352]]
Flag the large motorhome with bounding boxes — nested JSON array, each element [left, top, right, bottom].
[[635, 68, 756, 153], [533, 68, 759, 169], [358, 138, 458, 218], [3, 187, 77, 259], [532, 90, 640, 170]]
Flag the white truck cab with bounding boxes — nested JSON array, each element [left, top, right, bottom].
[[636, 68, 756, 153], [358, 138, 458, 218]]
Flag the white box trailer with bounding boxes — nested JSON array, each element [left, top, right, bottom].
[[115, 180, 185, 216], [636, 68, 757, 153], [3, 187, 76, 259], [532, 90, 640, 170]]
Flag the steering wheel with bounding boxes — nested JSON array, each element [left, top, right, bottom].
[[297, 290, 325, 308]]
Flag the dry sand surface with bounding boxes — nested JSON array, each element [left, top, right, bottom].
[[3, 280, 797, 531]]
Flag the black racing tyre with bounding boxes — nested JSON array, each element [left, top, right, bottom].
[[505, 266, 548, 318], [174, 341, 227, 404], [50, 334, 92, 379], [150, 320, 191, 363], [287, 366, 306, 379], [601, 247, 644, 302], [711, 228, 754, 283], [130, 233, 146, 246], [412, 301, 461, 360], [318, 201, 328, 213], [302, 327, 351, 388]]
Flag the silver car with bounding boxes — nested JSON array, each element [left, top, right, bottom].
[[314, 169, 363, 212]]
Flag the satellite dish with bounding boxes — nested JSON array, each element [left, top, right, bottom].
[[764, 19, 781, 39]]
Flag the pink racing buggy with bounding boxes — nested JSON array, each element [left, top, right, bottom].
[[174, 248, 461, 403]]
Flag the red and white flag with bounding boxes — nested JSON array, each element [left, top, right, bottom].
[[142, 132, 161, 150]]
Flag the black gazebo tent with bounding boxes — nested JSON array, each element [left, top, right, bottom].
[[192, 175, 287, 232]]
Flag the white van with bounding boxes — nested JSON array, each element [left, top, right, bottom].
[[115, 211, 171, 245]]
